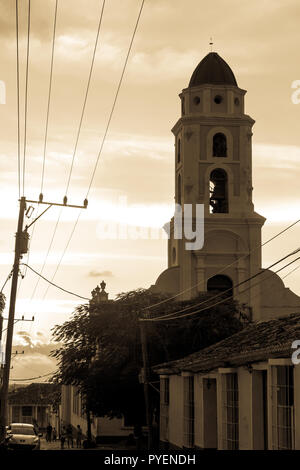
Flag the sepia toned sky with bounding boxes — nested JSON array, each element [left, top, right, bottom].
[[0, 0, 299, 380]]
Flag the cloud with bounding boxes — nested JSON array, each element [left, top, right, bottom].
[[16, 331, 34, 348], [10, 341, 59, 383], [88, 270, 114, 278]]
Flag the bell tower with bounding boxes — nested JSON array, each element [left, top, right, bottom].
[[153, 51, 300, 321], [167, 52, 265, 319]]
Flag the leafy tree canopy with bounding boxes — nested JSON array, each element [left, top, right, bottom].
[[51, 288, 249, 422]]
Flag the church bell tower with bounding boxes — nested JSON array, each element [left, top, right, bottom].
[[153, 50, 300, 322], [166, 52, 265, 319]]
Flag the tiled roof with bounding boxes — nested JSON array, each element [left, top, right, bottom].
[[153, 312, 300, 375], [8, 383, 60, 405]]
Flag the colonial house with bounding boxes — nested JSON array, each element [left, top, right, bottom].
[[8, 382, 60, 431], [154, 313, 300, 450], [150, 50, 300, 450], [61, 384, 133, 442]]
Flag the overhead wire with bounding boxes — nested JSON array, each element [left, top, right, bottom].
[[10, 370, 55, 382], [143, 255, 300, 323], [144, 247, 300, 320], [31, 0, 107, 305], [15, 0, 21, 198], [21, 263, 89, 301], [142, 218, 300, 311], [40, 0, 58, 196], [1, 270, 13, 293], [85, 0, 145, 199], [141, 248, 300, 322], [41, 0, 145, 300], [65, 0, 106, 197], [22, 0, 31, 196], [41, 211, 81, 300]]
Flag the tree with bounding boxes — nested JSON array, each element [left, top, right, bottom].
[[51, 288, 249, 424]]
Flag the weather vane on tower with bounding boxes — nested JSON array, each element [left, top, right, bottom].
[[209, 37, 213, 52]]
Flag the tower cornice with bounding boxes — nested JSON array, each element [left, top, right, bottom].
[[171, 114, 255, 135]]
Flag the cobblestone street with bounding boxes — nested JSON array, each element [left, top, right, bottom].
[[40, 438, 133, 451]]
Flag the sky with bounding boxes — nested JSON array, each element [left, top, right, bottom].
[[0, 0, 299, 381]]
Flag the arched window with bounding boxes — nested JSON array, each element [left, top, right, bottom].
[[177, 139, 181, 163], [209, 169, 228, 213], [213, 133, 227, 157], [181, 97, 185, 115], [177, 173, 182, 204], [207, 275, 233, 297]]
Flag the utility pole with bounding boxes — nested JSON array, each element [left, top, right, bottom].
[[140, 318, 153, 450], [0, 196, 26, 437], [0, 195, 87, 438]]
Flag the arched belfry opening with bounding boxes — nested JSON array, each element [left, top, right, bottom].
[[213, 133, 227, 157], [177, 173, 182, 204], [207, 275, 233, 297], [209, 168, 228, 213], [177, 139, 181, 163]]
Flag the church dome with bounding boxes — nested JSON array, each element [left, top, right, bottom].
[[189, 52, 237, 88]]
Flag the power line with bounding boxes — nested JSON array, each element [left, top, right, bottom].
[[40, 0, 58, 196], [16, 0, 20, 198], [143, 255, 300, 323], [39, 0, 145, 300], [22, 0, 31, 196], [65, 0, 106, 197], [21, 263, 89, 301], [146, 247, 300, 321], [282, 262, 300, 280], [142, 218, 300, 311], [142, 249, 300, 322], [85, 0, 145, 199], [1, 270, 13, 293], [41, 211, 80, 300], [29, 1, 107, 307], [10, 371, 55, 382], [29, 208, 63, 301]]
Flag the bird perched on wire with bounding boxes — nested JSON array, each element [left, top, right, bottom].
[[63, 196, 68, 205]]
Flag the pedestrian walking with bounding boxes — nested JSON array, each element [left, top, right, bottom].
[[60, 426, 66, 450], [76, 425, 83, 448], [52, 427, 57, 441], [46, 423, 52, 443], [66, 424, 73, 448]]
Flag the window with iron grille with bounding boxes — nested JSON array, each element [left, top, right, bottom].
[[222, 373, 239, 449], [160, 377, 169, 442], [183, 376, 194, 448], [271, 366, 295, 449]]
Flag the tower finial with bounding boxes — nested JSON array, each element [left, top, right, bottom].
[[209, 37, 213, 52]]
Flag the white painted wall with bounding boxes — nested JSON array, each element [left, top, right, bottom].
[[168, 375, 184, 448]]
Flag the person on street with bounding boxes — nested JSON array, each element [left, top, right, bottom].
[[76, 425, 83, 448], [66, 424, 73, 448], [46, 423, 52, 443], [52, 427, 57, 441], [60, 426, 66, 450]]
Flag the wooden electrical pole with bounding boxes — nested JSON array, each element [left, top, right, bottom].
[[0, 196, 26, 437], [0, 196, 87, 438], [140, 319, 153, 450]]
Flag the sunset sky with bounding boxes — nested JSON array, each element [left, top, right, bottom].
[[0, 0, 299, 381]]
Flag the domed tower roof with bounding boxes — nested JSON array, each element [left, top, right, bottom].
[[189, 52, 237, 88]]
